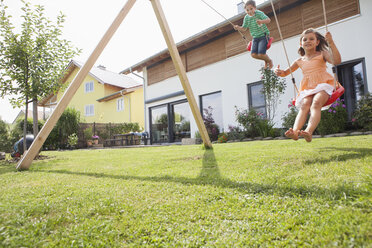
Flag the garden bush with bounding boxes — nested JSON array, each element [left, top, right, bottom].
[[316, 98, 348, 135], [353, 93, 372, 131], [235, 107, 274, 138], [227, 125, 245, 141], [44, 108, 81, 149], [110, 122, 141, 134], [217, 132, 228, 143]]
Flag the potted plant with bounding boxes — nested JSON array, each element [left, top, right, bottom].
[[83, 127, 93, 147], [92, 135, 99, 145]]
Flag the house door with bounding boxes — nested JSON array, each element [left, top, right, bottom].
[[150, 105, 169, 143], [337, 59, 368, 120], [170, 101, 191, 142]]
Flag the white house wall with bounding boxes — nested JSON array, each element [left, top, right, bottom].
[[145, 0, 371, 137]]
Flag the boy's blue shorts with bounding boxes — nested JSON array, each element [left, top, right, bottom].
[[251, 35, 269, 55]]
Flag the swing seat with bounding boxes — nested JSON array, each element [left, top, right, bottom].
[[291, 85, 345, 107], [247, 37, 274, 51]]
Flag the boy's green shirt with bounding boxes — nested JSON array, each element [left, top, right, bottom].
[[242, 10, 270, 38]]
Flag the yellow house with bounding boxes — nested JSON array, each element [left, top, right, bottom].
[[39, 60, 144, 128]]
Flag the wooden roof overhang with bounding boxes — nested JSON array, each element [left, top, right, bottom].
[[120, 0, 309, 75]]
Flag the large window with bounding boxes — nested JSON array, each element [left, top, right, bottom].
[[150, 105, 169, 143], [200, 91, 223, 132], [149, 100, 191, 144], [171, 101, 191, 142], [247, 82, 266, 117], [337, 59, 368, 120]]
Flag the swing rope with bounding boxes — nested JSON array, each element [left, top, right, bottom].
[[269, 0, 299, 97], [200, 0, 248, 45], [321, 0, 339, 91]]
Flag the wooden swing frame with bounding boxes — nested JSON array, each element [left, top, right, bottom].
[[17, 0, 212, 171]]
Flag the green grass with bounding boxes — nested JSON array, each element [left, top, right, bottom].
[[0, 136, 371, 247]]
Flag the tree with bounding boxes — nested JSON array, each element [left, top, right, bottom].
[[260, 67, 287, 123], [0, 0, 80, 152]]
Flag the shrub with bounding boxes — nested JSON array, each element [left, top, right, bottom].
[[281, 102, 299, 130], [83, 127, 93, 141], [235, 107, 273, 138], [67, 133, 78, 149], [0, 120, 12, 152], [217, 133, 228, 143], [227, 125, 245, 141], [111, 122, 141, 134], [353, 93, 372, 131], [316, 98, 348, 135], [44, 108, 81, 149]]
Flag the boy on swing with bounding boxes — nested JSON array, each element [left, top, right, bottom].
[[234, 0, 273, 69]]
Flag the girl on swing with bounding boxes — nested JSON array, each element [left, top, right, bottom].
[[275, 28, 341, 142]]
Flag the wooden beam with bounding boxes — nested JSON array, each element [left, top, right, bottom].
[[16, 0, 137, 170], [150, 0, 212, 149]]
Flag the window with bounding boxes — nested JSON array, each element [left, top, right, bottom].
[[150, 105, 168, 143], [85, 81, 94, 93], [337, 58, 368, 120], [247, 82, 266, 117], [85, 104, 94, 116], [171, 101, 191, 142], [200, 91, 223, 132], [117, 98, 124, 112]]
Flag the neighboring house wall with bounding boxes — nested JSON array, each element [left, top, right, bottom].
[[54, 66, 144, 126], [140, 0, 370, 141], [130, 88, 145, 128]]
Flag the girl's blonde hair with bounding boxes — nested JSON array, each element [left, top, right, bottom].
[[298, 28, 328, 56]]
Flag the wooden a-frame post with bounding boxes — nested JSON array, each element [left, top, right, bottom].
[[17, 0, 137, 170], [150, 0, 212, 149], [17, 0, 211, 170]]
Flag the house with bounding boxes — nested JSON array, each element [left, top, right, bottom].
[[12, 110, 49, 125], [39, 60, 144, 128], [121, 0, 370, 144]]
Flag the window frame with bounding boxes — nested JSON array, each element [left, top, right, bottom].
[[85, 81, 94, 93], [85, 104, 94, 116], [247, 81, 267, 116], [117, 97, 124, 112]]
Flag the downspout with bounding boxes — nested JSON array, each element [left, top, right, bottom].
[[129, 67, 145, 130]]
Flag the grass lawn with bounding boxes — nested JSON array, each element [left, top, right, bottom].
[[0, 135, 371, 247]]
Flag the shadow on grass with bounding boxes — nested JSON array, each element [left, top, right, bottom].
[[35, 149, 370, 201], [304, 147, 372, 165]]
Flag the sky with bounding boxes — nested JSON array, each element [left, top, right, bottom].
[[0, 0, 265, 123]]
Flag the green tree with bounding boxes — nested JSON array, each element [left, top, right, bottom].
[[0, 0, 80, 152], [260, 68, 287, 123], [0, 119, 12, 152]]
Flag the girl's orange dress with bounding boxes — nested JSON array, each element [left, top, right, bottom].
[[295, 53, 337, 110]]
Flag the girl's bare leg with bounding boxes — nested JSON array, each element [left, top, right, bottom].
[[300, 91, 329, 142], [285, 96, 312, 140]]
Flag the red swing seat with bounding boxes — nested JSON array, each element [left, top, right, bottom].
[[291, 85, 345, 107], [247, 37, 274, 51]]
